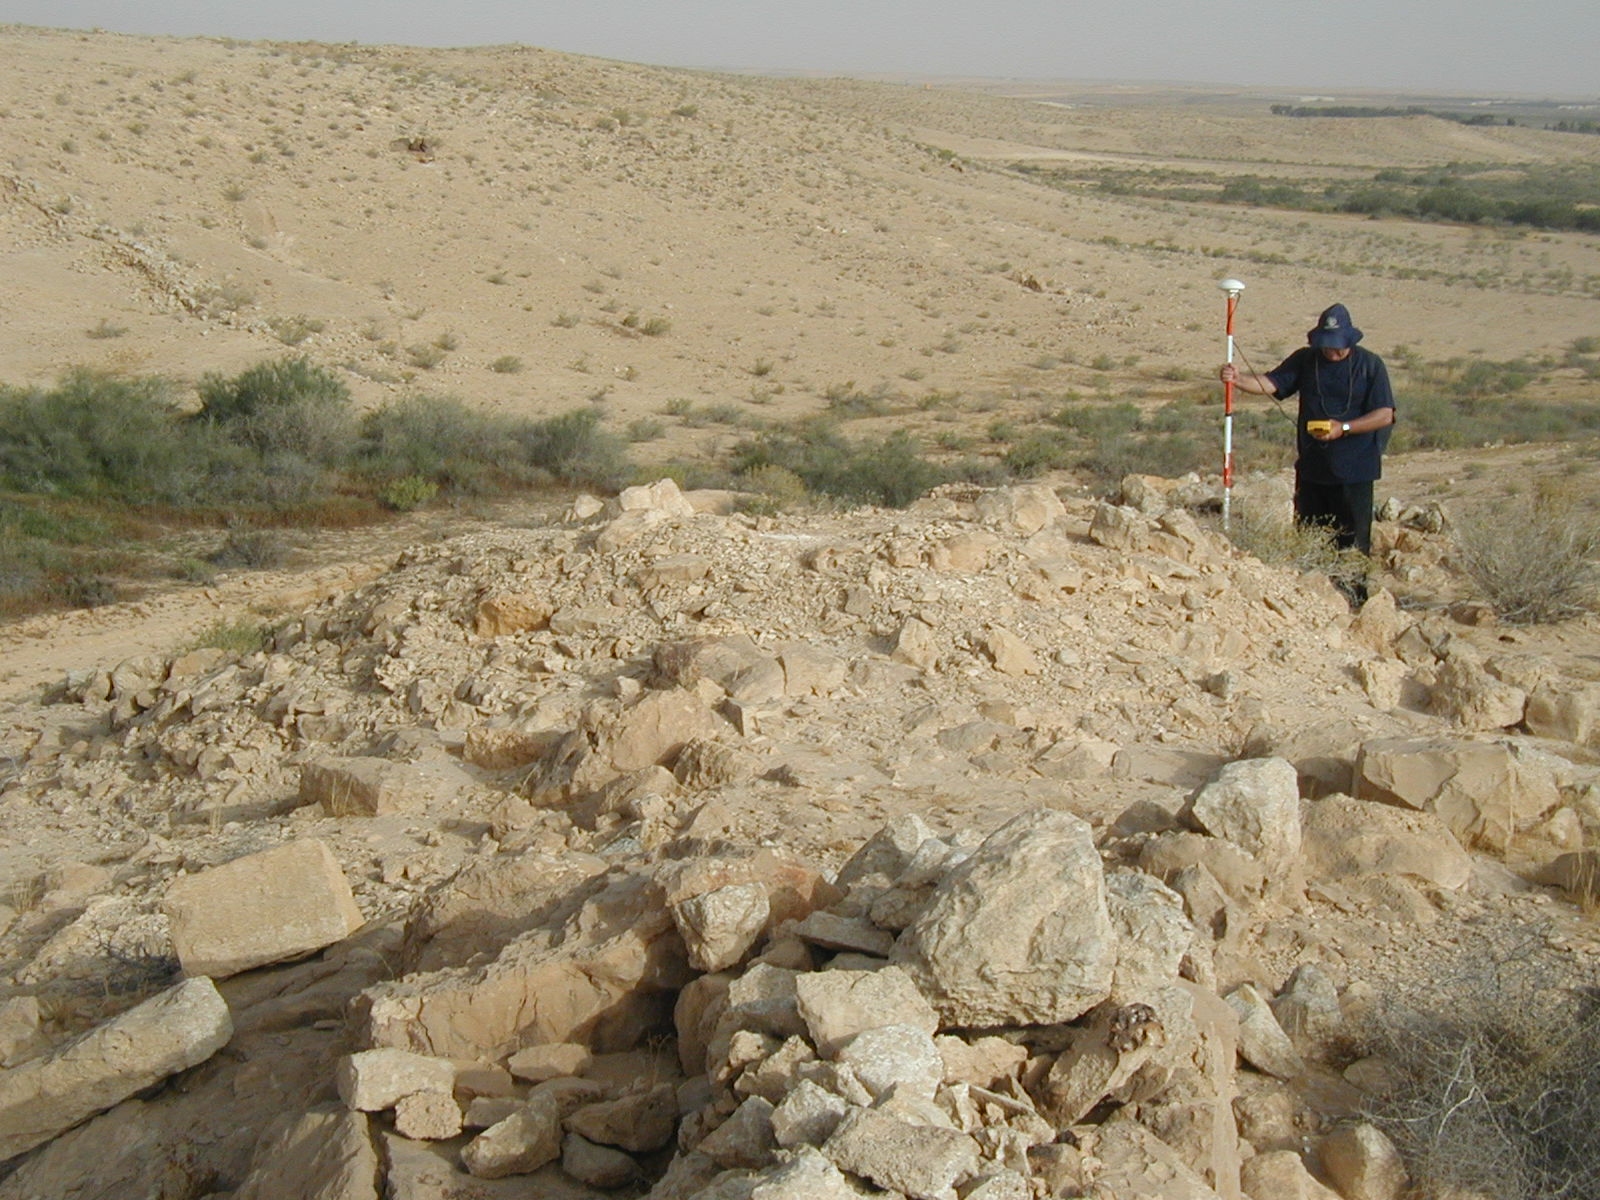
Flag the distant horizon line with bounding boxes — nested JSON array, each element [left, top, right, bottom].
[[4, 21, 1597, 105]]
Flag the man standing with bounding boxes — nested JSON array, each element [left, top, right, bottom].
[[1219, 302, 1395, 575]]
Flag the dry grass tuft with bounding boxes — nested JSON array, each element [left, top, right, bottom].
[[1452, 480, 1600, 623]]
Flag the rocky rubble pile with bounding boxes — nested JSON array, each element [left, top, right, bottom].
[[2, 477, 1600, 1198]]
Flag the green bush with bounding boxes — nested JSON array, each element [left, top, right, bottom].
[[732, 424, 946, 508], [379, 475, 440, 512], [1001, 431, 1077, 477], [195, 357, 354, 465], [358, 393, 513, 494], [511, 408, 632, 491], [187, 617, 272, 655], [208, 527, 290, 569], [736, 464, 810, 514], [0, 370, 222, 504]]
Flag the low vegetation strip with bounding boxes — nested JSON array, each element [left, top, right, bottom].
[[3, 347, 1600, 620], [0, 358, 629, 616], [1015, 160, 1600, 236]]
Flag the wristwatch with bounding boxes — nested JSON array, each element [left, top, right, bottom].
[[1340, 422, 1351, 434]]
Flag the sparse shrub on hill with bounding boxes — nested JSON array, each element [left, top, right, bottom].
[[1452, 481, 1600, 623]]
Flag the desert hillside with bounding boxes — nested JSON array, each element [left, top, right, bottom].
[[4, 23, 1600, 470]]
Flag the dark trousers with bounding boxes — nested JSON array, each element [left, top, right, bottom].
[[1294, 476, 1374, 556]]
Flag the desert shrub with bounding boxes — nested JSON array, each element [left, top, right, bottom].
[[1452, 481, 1600, 622], [1078, 431, 1206, 486], [736, 464, 810, 514], [510, 408, 632, 491], [267, 314, 326, 346], [627, 418, 665, 442], [489, 355, 523, 374], [0, 370, 223, 504], [732, 424, 947, 508], [1048, 400, 1141, 439], [405, 342, 446, 369], [208, 527, 290, 569], [1001, 431, 1076, 477], [195, 357, 355, 465], [358, 393, 513, 494], [188, 617, 272, 655], [1225, 502, 1368, 586], [379, 475, 439, 512], [1359, 948, 1600, 1200], [823, 381, 892, 419]]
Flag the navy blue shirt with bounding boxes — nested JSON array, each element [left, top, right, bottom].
[[1266, 347, 1395, 484]]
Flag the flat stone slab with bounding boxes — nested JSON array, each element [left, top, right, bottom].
[[0, 976, 232, 1162], [164, 839, 364, 978]]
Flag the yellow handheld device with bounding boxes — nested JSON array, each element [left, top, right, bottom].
[[1305, 420, 1334, 435]]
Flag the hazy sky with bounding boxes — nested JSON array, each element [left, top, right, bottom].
[[1, 1, 1594, 97]]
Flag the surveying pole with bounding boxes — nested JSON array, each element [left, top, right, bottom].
[[1217, 278, 1245, 531]]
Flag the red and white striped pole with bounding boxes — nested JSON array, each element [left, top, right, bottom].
[[1218, 278, 1245, 531]]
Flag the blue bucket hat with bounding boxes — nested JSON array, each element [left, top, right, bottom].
[[1308, 303, 1363, 349]]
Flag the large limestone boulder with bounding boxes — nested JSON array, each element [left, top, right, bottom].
[[794, 964, 938, 1056], [744, 1144, 866, 1199], [0, 976, 233, 1162], [163, 839, 365, 978], [615, 477, 696, 519], [1089, 503, 1150, 552], [1242, 1150, 1342, 1200], [671, 882, 770, 973], [472, 593, 553, 637], [358, 872, 690, 1061], [891, 810, 1115, 1028], [652, 635, 785, 703], [1354, 736, 1559, 851], [1104, 870, 1194, 1002], [1318, 1122, 1407, 1200], [1087, 1115, 1230, 1200], [461, 1096, 564, 1179], [1189, 757, 1302, 873], [1301, 794, 1472, 890], [1525, 682, 1600, 745], [232, 1108, 381, 1200], [975, 483, 1065, 535], [1225, 985, 1305, 1080], [1429, 645, 1527, 730], [335, 1048, 456, 1112], [822, 1105, 983, 1198], [400, 850, 609, 974]]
